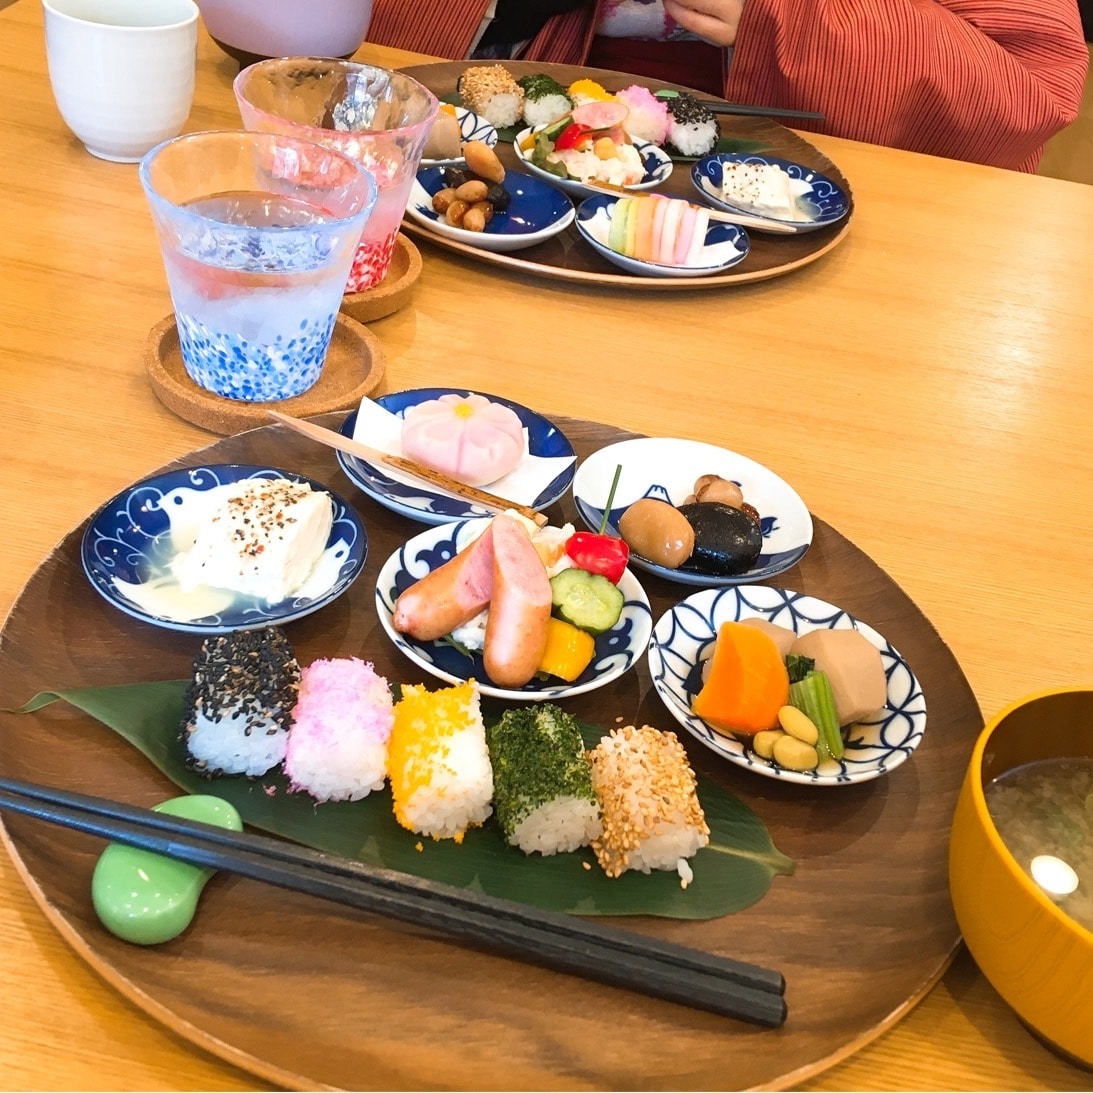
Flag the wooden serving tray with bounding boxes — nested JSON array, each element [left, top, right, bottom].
[[398, 61, 853, 290], [0, 416, 980, 1091]]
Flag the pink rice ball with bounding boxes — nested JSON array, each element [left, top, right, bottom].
[[400, 393, 525, 487], [616, 84, 671, 147]]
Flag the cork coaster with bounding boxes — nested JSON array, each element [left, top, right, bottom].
[[145, 312, 386, 435], [339, 233, 422, 325]]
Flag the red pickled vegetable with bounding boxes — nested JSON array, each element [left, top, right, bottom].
[[565, 464, 629, 584], [553, 121, 594, 151]]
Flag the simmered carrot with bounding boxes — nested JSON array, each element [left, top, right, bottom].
[[692, 621, 789, 736]]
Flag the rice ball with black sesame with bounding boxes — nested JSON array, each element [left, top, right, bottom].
[[180, 627, 300, 778]]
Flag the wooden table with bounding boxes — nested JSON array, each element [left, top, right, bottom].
[[1, 1, 1091, 1088]]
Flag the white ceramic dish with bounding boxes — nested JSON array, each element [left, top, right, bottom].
[[649, 585, 927, 786], [405, 166, 574, 253], [575, 193, 748, 278], [81, 464, 366, 634], [375, 518, 653, 701], [421, 106, 498, 167], [513, 125, 673, 198], [572, 437, 812, 586]]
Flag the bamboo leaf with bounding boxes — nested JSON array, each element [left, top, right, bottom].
[[14, 684, 794, 920]]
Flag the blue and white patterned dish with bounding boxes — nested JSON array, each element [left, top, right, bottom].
[[575, 194, 749, 278], [691, 153, 850, 233], [649, 586, 927, 786], [573, 437, 812, 586], [405, 166, 574, 253], [376, 518, 653, 701], [337, 388, 576, 525], [81, 464, 366, 634], [421, 106, 499, 167], [513, 126, 673, 198]]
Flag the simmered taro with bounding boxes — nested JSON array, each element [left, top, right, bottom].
[[677, 501, 762, 576]]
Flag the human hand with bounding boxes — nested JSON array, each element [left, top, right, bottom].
[[663, 0, 744, 47]]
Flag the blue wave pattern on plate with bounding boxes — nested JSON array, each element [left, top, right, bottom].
[[649, 586, 926, 786], [81, 464, 367, 634], [691, 153, 850, 230], [375, 519, 653, 701], [414, 166, 573, 235], [337, 388, 576, 525]]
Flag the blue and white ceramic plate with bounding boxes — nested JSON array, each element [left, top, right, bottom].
[[406, 166, 574, 252], [575, 194, 749, 278], [573, 437, 812, 586], [337, 388, 576, 525], [649, 586, 927, 786], [421, 106, 498, 167], [513, 126, 673, 198], [691, 153, 850, 233], [376, 518, 653, 701], [81, 464, 367, 634]]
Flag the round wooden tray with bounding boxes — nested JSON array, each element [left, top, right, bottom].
[[398, 61, 853, 290], [340, 233, 423, 324], [0, 416, 981, 1091], [145, 313, 386, 435]]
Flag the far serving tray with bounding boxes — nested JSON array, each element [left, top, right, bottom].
[[398, 60, 854, 290], [0, 415, 981, 1091]]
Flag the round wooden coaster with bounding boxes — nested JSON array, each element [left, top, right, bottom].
[[144, 312, 387, 435], [339, 233, 422, 324]]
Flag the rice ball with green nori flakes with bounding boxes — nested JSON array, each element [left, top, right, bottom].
[[518, 73, 573, 128], [180, 626, 300, 777], [486, 704, 602, 855]]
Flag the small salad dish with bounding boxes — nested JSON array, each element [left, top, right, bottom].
[[649, 586, 927, 786], [337, 388, 577, 525], [691, 153, 850, 233], [405, 166, 574, 253], [81, 464, 366, 634], [573, 436, 812, 586], [576, 193, 749, 278], [514, 126, 673, 199], [421, 106, 498, 168], [375, 519, 653, 701]]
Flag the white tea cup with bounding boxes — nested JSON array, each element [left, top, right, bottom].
[[43, 0, 199, 163]]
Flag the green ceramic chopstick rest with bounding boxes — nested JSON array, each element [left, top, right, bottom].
[[91, 794, 242, 945]]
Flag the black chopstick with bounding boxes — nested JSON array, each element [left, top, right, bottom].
[[0, 776, 787, 1028], [699, 100, 825, 122]]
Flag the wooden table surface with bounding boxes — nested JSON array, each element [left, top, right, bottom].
[[2, 1, 1091, 1089]]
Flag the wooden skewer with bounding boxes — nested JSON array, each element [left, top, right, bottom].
[[579, 180, 798, 235], [268, 410, 549, 527]]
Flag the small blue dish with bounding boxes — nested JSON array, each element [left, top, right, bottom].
[[691, 153, 850, 232], [376, 519, 653, 701], [513, 126, 673, 198], [575, 193, 749, 278], [421, 106, 499, 167], [572, 436, 812, 586], [649, 586, 926, 786], [337, 388, 577, 525], [405, 166, 574, 252], [81, 464, 366, 634]]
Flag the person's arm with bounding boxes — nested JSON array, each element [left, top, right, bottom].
[[725, 0, 1088, 170]]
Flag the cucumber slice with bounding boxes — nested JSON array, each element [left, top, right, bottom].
[[549, 568, 624, 635]]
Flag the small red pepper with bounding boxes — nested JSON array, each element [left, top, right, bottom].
[[564, 462, 629, 584], [565, 531, 629, 584], [553, 121, 594, 151]]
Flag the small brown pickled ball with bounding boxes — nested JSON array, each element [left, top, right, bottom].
[[618, 499, 695, 569], [694, 474, 744, 508]]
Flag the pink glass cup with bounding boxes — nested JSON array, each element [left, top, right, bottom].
[[234, 58, 438, 294]]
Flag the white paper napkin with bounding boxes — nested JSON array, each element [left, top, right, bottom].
[[351, 395, 575, 504]]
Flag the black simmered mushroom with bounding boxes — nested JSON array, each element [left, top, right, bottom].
[[677, 501, 762, 576]]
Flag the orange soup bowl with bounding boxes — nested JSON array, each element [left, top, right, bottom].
[[948, 687, 1093, 1067]]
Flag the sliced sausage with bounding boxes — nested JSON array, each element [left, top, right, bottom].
[[392, 523, 495, 641]]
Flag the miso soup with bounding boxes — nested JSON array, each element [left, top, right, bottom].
[[985, 757, 1093, 932]]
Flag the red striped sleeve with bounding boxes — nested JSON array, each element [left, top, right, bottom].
[[366, 0, 491, 59], [726, 0, 1089, 171]]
